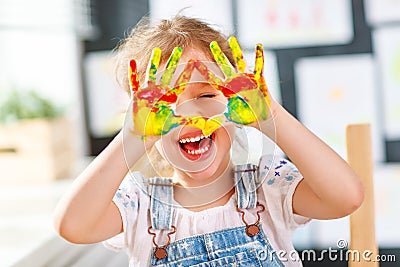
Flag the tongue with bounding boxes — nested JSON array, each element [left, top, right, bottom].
[[182, 138, 210, 151]]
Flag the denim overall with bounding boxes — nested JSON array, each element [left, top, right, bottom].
[[147, 163, 284, 267]]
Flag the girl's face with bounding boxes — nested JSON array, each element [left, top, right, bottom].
[[156, 47, 235, 184]]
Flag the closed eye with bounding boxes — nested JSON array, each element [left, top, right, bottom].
[[198, 94, 217, 98]]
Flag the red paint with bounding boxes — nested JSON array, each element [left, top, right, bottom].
[[157, 91, 177, 104], [221, 76, 257, 96], [179, 59, 196, 83], [130, 60, 139, 93], [133, 102, 139, 113], [266, 12, 277, 26], [194, 60, 220, 84], [289, 11, 299, 28]]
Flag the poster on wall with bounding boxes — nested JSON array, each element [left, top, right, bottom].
[[84, 51, 130, 138], [374, 164, 400, 246], [149, 0, 233, 35], [237, 0, 353, 49], [373, 26, 400, 140], [294, 165, 400, 248], [294, 54, 384, 162], [365, 0, 400, 26]]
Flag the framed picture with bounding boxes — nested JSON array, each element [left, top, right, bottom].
[[294, 54, 384, 162], [365, 0, 400, 26], [149, 0, 234, 35], [373, 26, 400, 140], [237, 0, 353, 49], [84, 51, 130, 138], [374, 164, 400, 246]]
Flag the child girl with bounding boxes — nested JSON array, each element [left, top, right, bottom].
[[53, 16, 364, 266]]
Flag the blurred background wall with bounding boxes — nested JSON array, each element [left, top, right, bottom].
[[83, 0, 400, 162], [2, 0, 399, 161]]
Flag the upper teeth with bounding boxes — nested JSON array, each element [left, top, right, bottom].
[[178, 134, 210, 144]]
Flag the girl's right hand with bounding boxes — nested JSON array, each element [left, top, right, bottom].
[[128, 47, 196, 138], [127, 47, 227, 144]]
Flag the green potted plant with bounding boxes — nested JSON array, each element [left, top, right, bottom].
[[0, 90, 74, 184]]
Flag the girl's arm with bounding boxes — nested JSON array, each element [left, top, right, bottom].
[[53, 131, 147, 244], [259, 101, 365, 219]]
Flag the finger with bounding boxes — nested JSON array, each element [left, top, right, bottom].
[[253, 44, 270, 103], [129, 59, 140, 95], [144, 47, 162, 85], [195, 60, 240, 98], [253, 44, 264, 80], [182, 115, 225, 136], [228, 36, 246, 73], [194, 60, 223, 86], [161, 47, 183, 86], [203, 115, 224, 136], [173, 59, 196, 93], [155, 60, 197, 107], [210, 41, 236, 78]]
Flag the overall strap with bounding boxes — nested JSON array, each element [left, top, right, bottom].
[[234, 163, 259, 209], [148, 177, 174, 230]]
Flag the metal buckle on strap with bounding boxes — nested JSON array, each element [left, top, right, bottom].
[[148, 226, 177, 260], [236, 202, 265, 237]]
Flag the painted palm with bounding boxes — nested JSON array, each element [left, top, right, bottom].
[[129, 47, 223, 137], [196, 37, 270, 125]]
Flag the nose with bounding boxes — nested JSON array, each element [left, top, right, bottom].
[[175, 98, 226, 118]]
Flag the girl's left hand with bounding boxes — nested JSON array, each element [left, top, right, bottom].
[[195, 37, 275, 128]]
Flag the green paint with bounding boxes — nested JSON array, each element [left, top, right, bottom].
[[210, 41, 235, 78], [146, 47, 161, 83], [229, 37, 246, 73], [161, 47, 182, 85]]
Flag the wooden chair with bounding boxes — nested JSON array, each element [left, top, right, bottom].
[[346, 124, 379, 267]]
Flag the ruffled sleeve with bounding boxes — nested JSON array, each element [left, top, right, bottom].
[[103, 173, 142, 252], [259, 155, 311, 231]]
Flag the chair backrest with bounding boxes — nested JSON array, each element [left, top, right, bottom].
[[346, 124, 379, 267]]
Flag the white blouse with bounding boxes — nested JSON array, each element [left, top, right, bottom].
[[104, 155, 311, 266]]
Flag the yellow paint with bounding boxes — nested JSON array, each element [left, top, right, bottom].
[[228, 36, 246, 73], [328, 86, 345, 101], [183, 116, 223, 136]]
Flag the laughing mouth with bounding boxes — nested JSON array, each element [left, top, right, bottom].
[[178, 133, 214, 155]]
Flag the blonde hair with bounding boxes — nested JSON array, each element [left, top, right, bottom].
[[115, 15, 237, 177], [114, 15, 235, 94]]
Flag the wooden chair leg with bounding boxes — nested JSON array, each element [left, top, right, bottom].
[[346, 124, 379, 267]]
